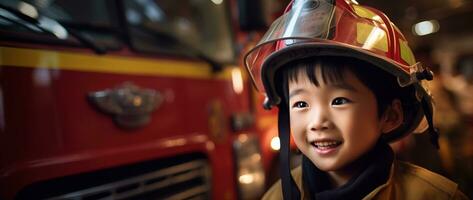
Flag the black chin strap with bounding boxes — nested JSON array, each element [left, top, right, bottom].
[[421, 96, 440, 149], [278, 103, 302, 200]]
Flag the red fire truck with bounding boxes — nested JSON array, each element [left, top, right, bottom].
[[0, 0, 284, 199]]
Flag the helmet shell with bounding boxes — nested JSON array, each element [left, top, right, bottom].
[[244, 0, 434, 139]]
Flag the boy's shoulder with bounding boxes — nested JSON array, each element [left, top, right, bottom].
[[383, 160, 469, 200], [395, 161, 457, 193]]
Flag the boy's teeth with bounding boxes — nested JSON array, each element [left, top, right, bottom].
[[313, 141, 340, 147]]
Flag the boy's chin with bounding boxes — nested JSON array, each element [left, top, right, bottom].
[[310, 158, 345, 172], [315, 164, 343, 172]]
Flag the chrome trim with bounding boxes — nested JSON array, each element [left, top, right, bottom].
[[46, 160, 210, 200]]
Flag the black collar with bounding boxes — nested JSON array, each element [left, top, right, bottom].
[[302, 141, 394, 200]]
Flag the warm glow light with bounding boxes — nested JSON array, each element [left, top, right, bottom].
[[239, 174, 255, 184], [238, 134, 249, 143], [270, 136, 280, 151], [231, 68, 244, 94], [251, 154, 261, 162], [413, 20, 439, 36]]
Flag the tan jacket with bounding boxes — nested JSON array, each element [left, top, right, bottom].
[[263, 160, 469, 200]]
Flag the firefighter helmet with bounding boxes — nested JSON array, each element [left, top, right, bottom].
[[244, 0, 436, 139]]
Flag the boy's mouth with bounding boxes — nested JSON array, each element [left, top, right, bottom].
[[311, 140, 342, 150]]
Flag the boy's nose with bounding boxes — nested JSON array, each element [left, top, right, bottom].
[[308, 109, 331, 132]]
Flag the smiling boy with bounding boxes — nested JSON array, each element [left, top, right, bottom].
[[288, 59, 392, 188], [244, 0, 469, 199]]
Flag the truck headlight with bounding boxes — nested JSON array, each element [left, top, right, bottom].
[[233, 134, 265, 199]]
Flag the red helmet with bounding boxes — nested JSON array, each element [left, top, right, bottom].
[[244, 0, 435, 137]]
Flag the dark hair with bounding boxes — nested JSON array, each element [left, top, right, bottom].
[[276, 56, 422, 141]]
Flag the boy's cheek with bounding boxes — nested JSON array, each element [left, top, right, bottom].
[[290, 126, 307, 145], [290, 127, 304, 141]]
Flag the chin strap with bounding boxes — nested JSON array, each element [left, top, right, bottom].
[[421, 96, 440, 149], [278, 103, 302, 200]]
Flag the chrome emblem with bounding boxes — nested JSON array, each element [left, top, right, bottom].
[[88, 82, 163, 129]]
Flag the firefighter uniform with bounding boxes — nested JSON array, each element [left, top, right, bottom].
[[263, 160, 469, 200]]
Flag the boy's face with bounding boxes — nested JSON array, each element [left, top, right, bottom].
[[289, 67, 382, 172]]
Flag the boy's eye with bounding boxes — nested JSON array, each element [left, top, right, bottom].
[[332, 97, 351, 105], [292, 101, 308, 108]]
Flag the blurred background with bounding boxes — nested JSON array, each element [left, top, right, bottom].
[[360, 0, 473, 198], [0, 0, 472, 199]]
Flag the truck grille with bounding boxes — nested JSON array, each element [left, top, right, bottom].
[[45, 159, 211, 200]]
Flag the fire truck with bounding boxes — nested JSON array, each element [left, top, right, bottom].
[[0, 0, 284, 199]]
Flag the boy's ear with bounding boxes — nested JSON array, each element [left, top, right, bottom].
[[380, 99, 404, 134]]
